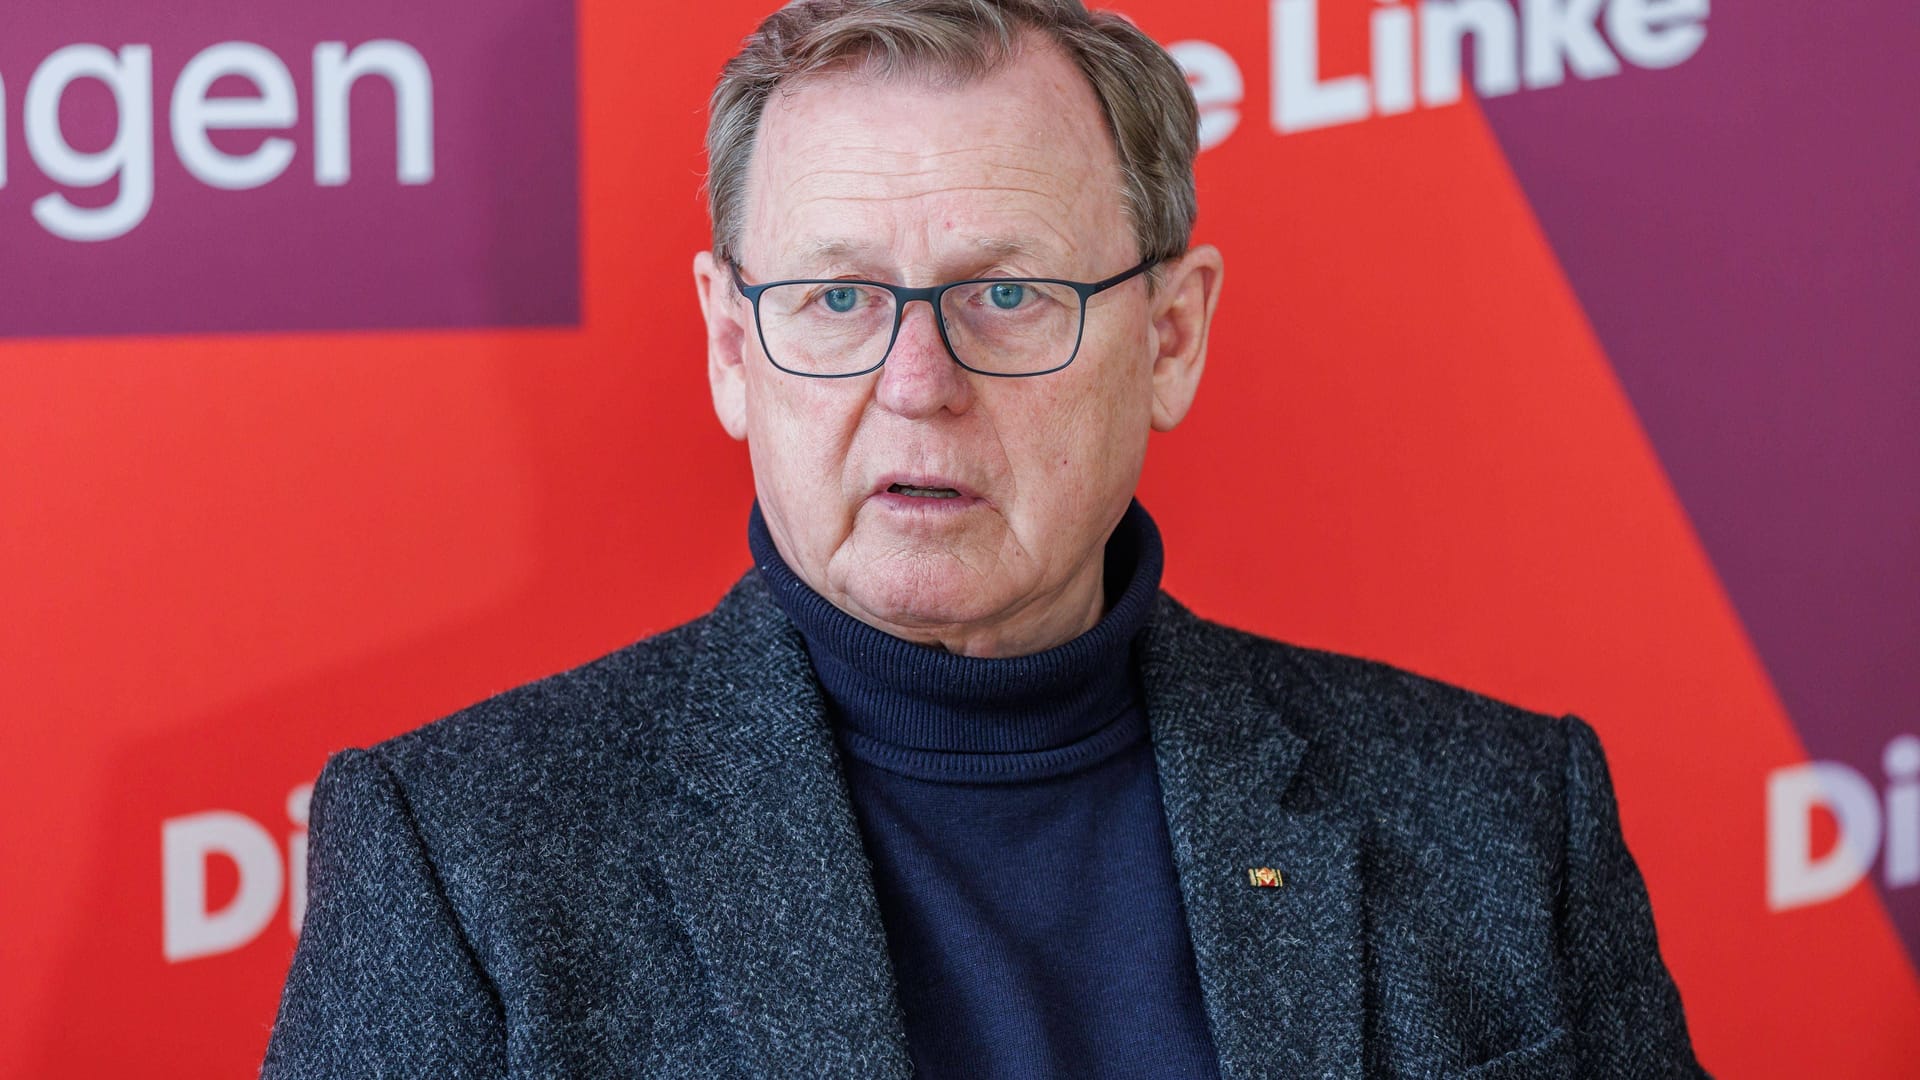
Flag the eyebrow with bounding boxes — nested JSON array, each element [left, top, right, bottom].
[[791, 234, 1047, 268], [795, 237, 867, 262], [969, 235, 1040, 259]]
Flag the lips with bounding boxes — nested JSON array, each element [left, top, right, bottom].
[[873, 474, 982, 501], [890, 484, 962, 499]]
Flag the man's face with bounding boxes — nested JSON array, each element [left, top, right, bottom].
[[695, 40, 1218, 656]]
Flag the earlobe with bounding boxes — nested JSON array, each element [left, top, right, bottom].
[[1147, 245, 1225, 432], [694, 251, 750, 441]]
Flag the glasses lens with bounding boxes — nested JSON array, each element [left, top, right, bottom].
[[756, 282, 895, 376], [940, 280, 1084, 375]]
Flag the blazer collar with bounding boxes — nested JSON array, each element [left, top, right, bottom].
[[653, 572, 913, 1078], [1139, 592, 1366, 1080], [653, 573, 1363, 1080]]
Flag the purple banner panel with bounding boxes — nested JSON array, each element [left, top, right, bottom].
[[0, 0, 578, 337], [1477, 7, 1920, 957]]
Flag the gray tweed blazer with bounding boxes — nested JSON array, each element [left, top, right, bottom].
[[261, 571, 1707, 1079]]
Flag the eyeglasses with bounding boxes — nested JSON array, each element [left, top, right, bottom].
[[728, 257, 1158, 378]]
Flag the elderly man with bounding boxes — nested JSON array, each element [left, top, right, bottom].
[[263, 1, 1706, 1077]]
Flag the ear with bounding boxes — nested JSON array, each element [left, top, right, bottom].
[[1145, 244, 1224, 432], [694, 250, 751, 441]]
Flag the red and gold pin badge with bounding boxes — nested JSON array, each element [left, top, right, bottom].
[[1247, 867, 1282, 888]]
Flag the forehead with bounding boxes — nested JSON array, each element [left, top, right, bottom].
[[743, 40, 1130, 274]]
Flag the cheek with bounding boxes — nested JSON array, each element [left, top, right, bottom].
[[1004, 362, 1149, 516], [745, 374, 863, 494], [1065, 329, 1155, 444], [1095, 326, 1158, 439]]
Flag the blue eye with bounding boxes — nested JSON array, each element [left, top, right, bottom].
[[823, 287, 860, 313], [988, 282, 1026, 310]]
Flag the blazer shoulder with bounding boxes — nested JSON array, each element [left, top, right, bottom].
[[329, 589, 742, 842], [1153, 592, 1579, 790], [294, 590, 759, 940]]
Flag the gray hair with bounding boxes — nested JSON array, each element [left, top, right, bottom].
[[705, 0, 1199, 272]]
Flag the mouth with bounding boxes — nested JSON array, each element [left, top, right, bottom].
[[887, 483, 964, 499], [872, 475, 984, 511]]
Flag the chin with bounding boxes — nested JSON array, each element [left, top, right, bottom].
[[843, 565, 1002, 633]]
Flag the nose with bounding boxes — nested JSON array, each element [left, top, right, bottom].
[[874, 297, 975, 419]]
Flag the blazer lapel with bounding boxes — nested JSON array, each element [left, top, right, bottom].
[[652, 573, 911, 1078], [1140, 594, 1366, 1080]]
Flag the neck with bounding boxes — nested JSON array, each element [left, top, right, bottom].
[[749, 498, 1165, 751]]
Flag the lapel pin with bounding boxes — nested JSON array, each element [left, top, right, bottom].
[[1248, 867, 1283, 888]]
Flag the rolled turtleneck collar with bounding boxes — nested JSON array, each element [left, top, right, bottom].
[[747, 499, 1164, 763]]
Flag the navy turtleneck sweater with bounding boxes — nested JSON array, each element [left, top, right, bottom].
[[750, 501, 1220, 1080]]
